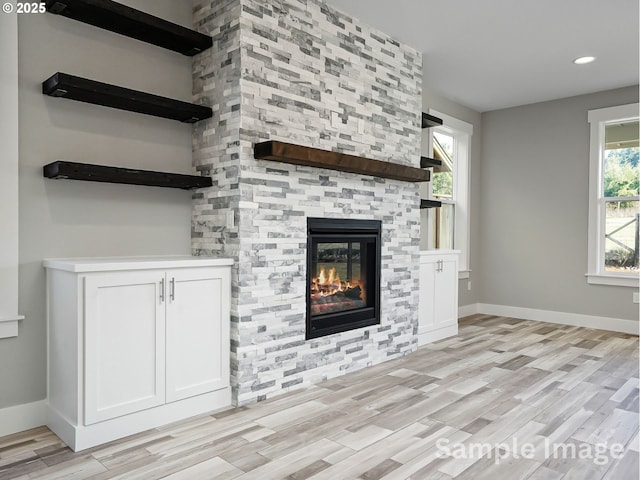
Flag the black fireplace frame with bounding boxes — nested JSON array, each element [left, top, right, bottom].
[[306, 217, 381, 339]]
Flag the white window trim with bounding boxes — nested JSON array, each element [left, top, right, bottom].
[[428, 109, 473, 275], [586, 103, 639, 288], [0, 7, 24, 338]]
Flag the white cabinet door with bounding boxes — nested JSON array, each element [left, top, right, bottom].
[[165, 268, 230, 403], [434, 256, 458, 329], [84, 271, 166, 425], [419, 259, 437, 331], [418, 251, 459, 345]]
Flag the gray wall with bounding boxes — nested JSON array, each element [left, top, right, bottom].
[[2, 1, 194, 409], [479, 86, 639, 321], [421, 85, 483, 307]]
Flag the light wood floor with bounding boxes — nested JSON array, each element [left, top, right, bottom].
[[1, 315, 638, 479]]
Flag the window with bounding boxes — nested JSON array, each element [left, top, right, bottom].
[[421, 110, 472, 276], [431, 131, 455, 249], [587, 103, 639, 287]]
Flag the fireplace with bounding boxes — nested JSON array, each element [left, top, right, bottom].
[[306, 218, 381, 339]]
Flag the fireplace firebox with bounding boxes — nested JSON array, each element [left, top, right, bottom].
[[306, 218, 381, 339]]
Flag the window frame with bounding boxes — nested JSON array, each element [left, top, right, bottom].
[[586, 103, 639, 288], [424, 110, 472, 277], [0, 8, 23, 338]]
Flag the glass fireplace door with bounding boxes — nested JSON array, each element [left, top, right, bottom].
[[306, 218, 381, 339], [310, 240, 368, 316]]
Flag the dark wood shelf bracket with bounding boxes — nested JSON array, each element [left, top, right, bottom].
[[422, 112, 443, 129], [254, 140, 430, 183], [420, 156, 442, 169], [44, 0, 212, 56], [420, 199, 443, 209], [43, 161, 212, 190], [42, 72, 212, 123]]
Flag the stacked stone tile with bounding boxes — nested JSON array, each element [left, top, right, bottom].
[[193, 0, 423, 405]]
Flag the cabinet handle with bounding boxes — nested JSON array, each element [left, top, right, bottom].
[[160, 278, 165, 302], [170, 277, 175, 301]]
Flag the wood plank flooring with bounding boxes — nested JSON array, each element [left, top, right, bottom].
[[0, 315, 638, 479]]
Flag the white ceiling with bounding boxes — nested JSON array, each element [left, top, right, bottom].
[[325, 0, 640, 112]]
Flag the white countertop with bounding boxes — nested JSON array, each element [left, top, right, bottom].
[[419, 249, 460, 256], [44, 255, 234, 273]]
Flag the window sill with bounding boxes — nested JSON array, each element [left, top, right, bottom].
[[0, 315, 24, 338], [586, 273, 639, 288]]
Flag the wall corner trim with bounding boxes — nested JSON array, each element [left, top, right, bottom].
[[0, 399, 47, 438]]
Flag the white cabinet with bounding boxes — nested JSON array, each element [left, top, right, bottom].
[[418, 250, 459, 345], [165, 268, 229, 403], [45, 256, 233, 451], [84, 270, 166, 424]]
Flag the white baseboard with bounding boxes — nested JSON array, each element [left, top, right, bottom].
[[417, 324, 458, 346], [49, 388, 231, 451], [0, 400, 46, 438], [460, 303, 638, 335], [458, 304, 478, 318]]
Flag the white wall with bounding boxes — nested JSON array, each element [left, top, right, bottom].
[[0, 1, 194, 411], [480, 86, 639, 322], [0, 5, 21, 336]]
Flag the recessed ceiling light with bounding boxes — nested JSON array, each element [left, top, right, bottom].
[[573, 56, 596, 65]]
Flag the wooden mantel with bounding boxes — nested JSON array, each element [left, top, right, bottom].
[[254, 141, 430, 183]]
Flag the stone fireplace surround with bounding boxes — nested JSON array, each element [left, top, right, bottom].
[[192, 0, 423, 405]]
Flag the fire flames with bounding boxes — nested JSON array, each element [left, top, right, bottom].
[[310, 266, 365, 315], [312, 267, 352, 296]]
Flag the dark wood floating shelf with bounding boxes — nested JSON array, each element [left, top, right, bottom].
[[420, 156, 442, 169], [42, 72, 212, 123], [43, 161, 212, 190], [420, 199, 442, 209], [44, 0, 212, 56], [254, 141, 430, 183], [422, 112, 443, 129]]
